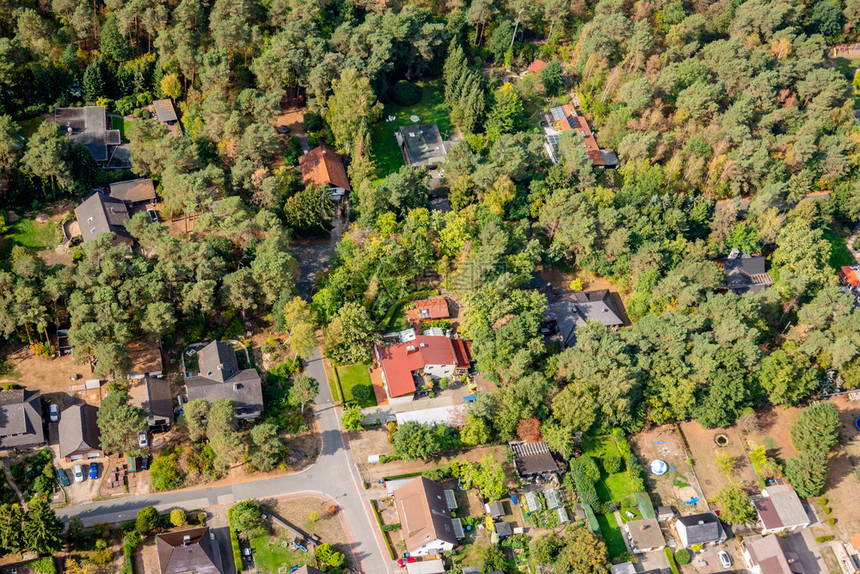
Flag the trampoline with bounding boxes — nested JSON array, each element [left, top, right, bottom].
[[650, 459, 669, 476]]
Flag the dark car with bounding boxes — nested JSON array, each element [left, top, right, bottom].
[[56, 468, 70, 487], [88, 462, 98, 480], [139, 456, 150, 470]]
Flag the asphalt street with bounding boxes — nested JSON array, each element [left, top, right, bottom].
[[56, 347, 391, 574]]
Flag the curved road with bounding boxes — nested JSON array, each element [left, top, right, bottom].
[[56, 348, 391, 574]]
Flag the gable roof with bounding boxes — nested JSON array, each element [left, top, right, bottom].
[[509, 441, 558, 476], [110, 178, 157, 204], [677, 513, 724, 545], [198, 341, 239, 383], [412, 298, 450, 320], [185, 370, 263, 416], [152, 99, 179, 123], [156, 527, 223, 574], [75, 193, 130, 243], [0, 389, 45, 448], [527, 59, 548, 74], [545, 289, 624, 346], [755, 485, 809, 530], [376, 336, 459, 397], [745, 534, 804, 574], [398, 124, 448, 167], [299, 146, 351, 191], [626, 518, 665, 550], [58, 404, 101, 457], [393, 477, 458, 553], [721, 255, 774, 294], [128, 378, 174, 424], [841, 265, 860, 287]]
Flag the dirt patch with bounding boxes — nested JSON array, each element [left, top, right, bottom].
[[824, 396, 860, 536], [740, 406, 802, 463], [273, 107, 307, 137], [348, 428, 394, 465], [356, 445, 511, 486], [284, 411, 321, 472], [679, 421, 758, 500], [37, 244, 74, 267], [261, 496, 352, 568], [134, 535, 159, 574], [630, 425, 704, 511], [0, 348, 99, 399]]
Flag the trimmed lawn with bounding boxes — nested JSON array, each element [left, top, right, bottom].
[[618, 507, 642, 523], [388, 306, 409, 332], [596, 513, 627, 559], [1, 217, 60, 259], [249, 533, 313, 573], [337, 362, 377, 407], [111, 115, 129, 142], [599, 472, 635, 503], [582, 435, 621, 459], [821, 226, 856, 271], [369, 80, 453, 179]]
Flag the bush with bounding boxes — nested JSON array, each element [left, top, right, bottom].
[[391, 80, 423, 106], [351, 383, 374, 402], [381, 523, 402, 532], [675, 549, 691, 565], [816, 535, 834, 543], [150, 446, 185, 491], [170, 509, 186, 527], [823, 507, 832, 514], [665, 547, 680, 574], [31, 558, 56, 574], [304, 112, 323, 132], [602, 454, 622, 474], [828, 517, 836, 525], [136, 506, 160, 534], [819, 498, 828, 505]]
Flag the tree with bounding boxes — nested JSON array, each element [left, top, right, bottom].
[[184, 399, 210, 442], [393, 422, 442, 460], [221, 268, 257, 320], [283, 184, 334, 235], [553, 527, 609, 574], [543, 423, 576, 459], [210, 430, 245, 473], [281, 296, 317, 361], [531, 533, 563, 564], [325, 301, 376, 364], [485, 83, 524, 138], [785, 450, 828, 498], [452, 454, 508, 500], [228, 500, 262, 537], [23, 498, 63, 555], [161, 74, 182, 99], [142, 302, 177, 340], [22, 122, 73, 193], [150, 447, 185, 491], [789, 402, 840, 454], [289, 376, 319, 414], [715, 454, 736, 477], [326, 69, 383, 152], [0, 115, 22, 177], [461, 415, 492, 446], [97, 391, 146, 455], [517, 417, 542, 442], [714, 483, 755, 525], [540, 60, 564, 95], [479, 544, 508, 573], [170, 509, 186, 527], [135, 506, 159, 535], [82, 57, 109, 102], [756, 349, 819, 406], [249, 423, 283, 472], [341, 405, 364, 431], [207, 398, 237, 435], [316, 543, 345, 567], [100, 13, 131, 60], [0, 503, 24, 554], [773, 220, 833, 291]]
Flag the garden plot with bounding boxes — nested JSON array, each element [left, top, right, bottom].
[[680, 421, 757, 500], [629, 425, 697, 509]]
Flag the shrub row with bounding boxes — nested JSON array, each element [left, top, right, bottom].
[[665, 547, 680, 574], [370, 500, 397, 560], [381, 523, 402, 532], [229, 527, 242, 573]]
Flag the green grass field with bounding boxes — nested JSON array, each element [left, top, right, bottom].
[[599, 472, 635, 503], [1, 217, 60, 260], [111, 115, 130, 142], [821, 226, 856, 271], [249, 533, 313, 573], [582, 435, 621, 459], [336, 363, 377, 408], [830, 57, 860, 108], [596, 513, 627, 558], [369, 80, 453, 179]]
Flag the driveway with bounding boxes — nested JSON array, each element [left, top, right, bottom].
[[55, 347, 392, 574], [784, 530, 827, 574], [207, 509, 237, 574], [291, 206, 349, 298]]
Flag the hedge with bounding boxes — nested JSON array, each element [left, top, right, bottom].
[[379, 289, 439, 331], [582, 503, 601, 534], [31, 558, 56, 574], [636, 492, 656, 520], [816, 535, 834, 543], [229, 526, 242, 572], [370, 500, 397, 560], [383, 471, 423, 481], [665, 547, 680, 574], [381, 523, 402, 532]]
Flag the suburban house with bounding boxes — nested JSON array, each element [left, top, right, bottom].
[[406, 298, 451, 326], [753, 484, 810, 534], [127, 340, 164, 379], [392, 477, 458, 556], [0, 389, 45, 450], [298, 146, 351, 202], [128, 378, 174, 429], [58, 404, 103, 461], [544, 288, 624, 347], [109, 178, 157, 208], [494, 521, 513, 540], [52, 106, 123, 167], [526, 59, 548, 74], [625, 518, 665, 554], [542, 105, 619, 168], [374, 335, 471, 402], [185, 341, 264, 420], [152, 99, 179, 125], [718, 251, 774, 295], [841, 265, 860, 292], [742, 534, 804, 574], [675, 512, 726, 548], [396, 124, 449, 168], [74, 192, 133, 247], [509, 440, 559, 478], [156, 527, 223, 574]]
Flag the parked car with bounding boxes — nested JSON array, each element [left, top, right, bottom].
[[138, 432, 149, 448], [73, 464, 84, 483], [56, 468, 70, 487], [88, 462, 98, 480], [139, 456, 150, 470], [49, 404, 59, 422], [397, 557, 418, 567], [147, 208, 158, 223], [718, 551, 732, 569]]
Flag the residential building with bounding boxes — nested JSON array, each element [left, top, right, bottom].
[[657, 506, 675, 522], [156, 527, 223, 574], [392, 477, 458, 556], [394, 404, 467, 427], [185, 341, 264, 420], [0, 389, 45, 450], [53, 106, 122, 166], [494, 521, 513, 539], [152, 99, 179, 125], [407, 298, 451, 323], [396, 124, 449, 168], [374, 336, 470, 402], [509, 440, 558, 478], [754, 484, 810, 534], [719, 251, 774, 295], [299, 146, 351, 202], [127, 340, 164, 379], [675, 512, 726, 548], [128, 378, 174, 429], [109, 178, 157, 207], [74, 193, 133, 247], [743, 534, 804, 574], [59, 404, 102, 461], [543, 105, 619, 168], [841, 265, 860, 292], [625, 518, 665, 554], [544, 288, 624, 347], [405, 560, 446, 574], [611, 562, 637, 574], [486, 501, 505, 519], [526, 59, 548, 74]]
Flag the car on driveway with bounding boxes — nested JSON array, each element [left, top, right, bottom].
[[397, 557, 418, 567], [147, 208, 158, 223], [139, 432, 149, 448], [718, 550, 732, 569], [49, 404, 59, 422], [88, 462, 98, 480], [73, 464, 84, 483], [56, 468, 70, 487]]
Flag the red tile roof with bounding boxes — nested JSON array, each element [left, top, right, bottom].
[[299, 146, 351, 191], [841, 265, 860, 287], [376, 336, 458, 398], [554, 104, 610, 166], [413, 298, 450, 320], [452, 339, 471, 369], [528, 59, 548, 74]]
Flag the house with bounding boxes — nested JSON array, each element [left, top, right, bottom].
[[52, 106, 122, 166], [299, 146, 351, 202], [841, 265, 860, 292], [75, 192, 133, 246], [657, 506, 674, 522], [719, 251, 773, 295], [494, 521, 513, 539], [611, 563, 637, 574], [527, 59, 548, 74], [675, 512, 726, 548], [374, 336, 470, 402], [625, 518, 665, 553], [0, 389, 45, 450], [152, 99, 179, 125], [753, 484, 810, 534], [127, 341, 164, 379], [486, 500, 505, 518], [544, 288, 624, 347], [396, 124, 449, 168], [58, 404, 103, 461], [743, 534, 804, 574], [392, 477, 458, 556], [509, 440, 558, 478], [185, 341, 264, 420], [543, 105, 619, 168], [394, 404, 467, 427], [128, 378, 174, 429], [849, 533, 860, 555], [110, 178, 157, 207], [407, 298, 451, 324], [156, 527, 223, 574]]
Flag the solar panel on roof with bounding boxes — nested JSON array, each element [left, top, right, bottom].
[[547, 135, 560, 148], [452, 517, 464, 539], [550, 107, 566, 120], [444, 489, 458, 510]]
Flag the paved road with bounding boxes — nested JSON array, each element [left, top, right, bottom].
[[56, 347, 391, 574]]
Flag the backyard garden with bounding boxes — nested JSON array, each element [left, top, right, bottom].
[[336, 363, 377, 408]]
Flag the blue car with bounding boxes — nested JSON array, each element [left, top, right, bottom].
[[88, 462, 98, 480]]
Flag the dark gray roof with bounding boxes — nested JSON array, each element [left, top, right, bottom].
[[510, 441, 558, 476], [157, 527, 223, 574], [75, 193, 130, 242], [487, 500, 505, 517], [153, 99, 178, 123], [58, 404, 101, 457], [185, 370, 263, 416], [198, 341, 239, 383], [132, 378, 174, 424], [109, 178, 156, 204], [0, 389, 45, 448], [54, 106, 120, 162], [678, 512, 725, 545], [545, 289, 624, 346], [722, 255, 773, 294], [494, 521, 513, 538], [398, 124, 448, 167]]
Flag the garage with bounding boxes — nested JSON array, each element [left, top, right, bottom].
[[70, 454, 83, 461], [87, 452, 100, 459]]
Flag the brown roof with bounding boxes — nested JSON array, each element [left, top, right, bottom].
[[152, 99, 178, 123], [128, 341, 163, 375], [528, 59, 548, 74], [128, 378, 174, 425], [299, 146, 351, 191], [110, 178, 157, 204], [393, 477, 458, 553], [510, 441, 558, 476], [626, 519, 665, 551], [156, 527, 223, 574], [58, 404, 101, 458], [413, 298, 450, 320], [745, 535, 804, 574]]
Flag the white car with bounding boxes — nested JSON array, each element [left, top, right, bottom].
[[73, 464, 84, 483], [147, 208, 158, 223], [49, 404, 59, 422], [718, 550, 732, 569], [138, 432, 149, 448]]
